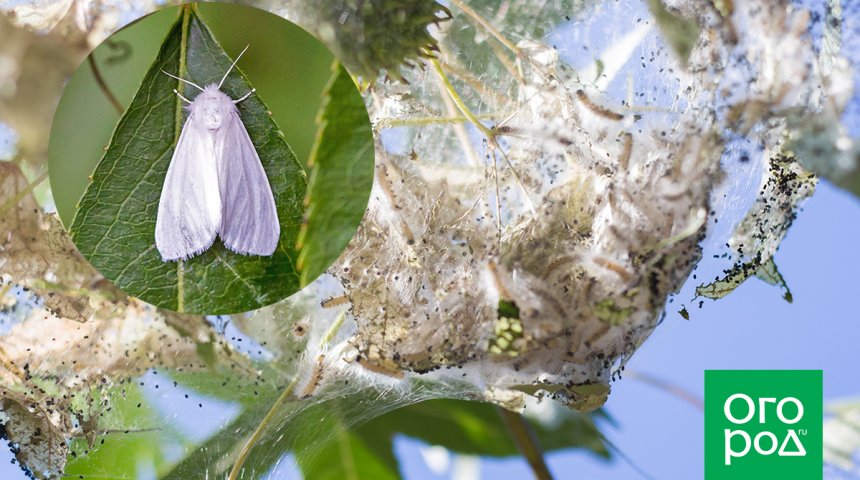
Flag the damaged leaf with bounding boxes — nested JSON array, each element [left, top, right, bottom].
[[0, 162, 107, 322], [697, 155, 815, 301]]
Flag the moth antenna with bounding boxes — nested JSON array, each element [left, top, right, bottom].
[[233, 88, 256, 104], [173, 89, 192, 104], [219, 44, 250, 89], [161, 70, 204, 92]]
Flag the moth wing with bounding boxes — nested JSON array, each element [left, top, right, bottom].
[[217, 108, 280, 256], [155, 113, 221, 261]]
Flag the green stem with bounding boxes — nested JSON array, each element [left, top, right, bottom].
[[174, 5, 192, 313], [442, 60, 514, 107], [322, 311, 347, 344], [0, 171, 48, 216], [176, 262, 185, 312], [496, 406, 554, 480], [227, 375, 301, 480], [227, 312, 347, 479], [429, 58, 495, 139], [381, 114, 502, 127]]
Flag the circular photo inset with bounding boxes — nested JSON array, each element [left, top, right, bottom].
[[48, 3, 374, 315]]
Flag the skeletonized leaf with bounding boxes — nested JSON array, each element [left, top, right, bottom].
[[755, 258, 792, 303], [0, 298, 244, 478], [0, 390, 70, 480], [646, 0, 700, 67], [0, 162, 106, 322], [371, 399, 609, 458], [695, 258, 792, 303], [696, 155, 814, 302]]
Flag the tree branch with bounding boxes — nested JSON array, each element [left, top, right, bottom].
[[88, 55, 123, 114], [497, 406, 554, 480], [625, 370, 704, 410], [227, 313, 347, 480]]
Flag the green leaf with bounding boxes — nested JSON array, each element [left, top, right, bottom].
[[370, 399, 512, 456], [160, 395, 276, 480], [497, 299, 520, 319], [452, 0, 592, 43], [299, 1, 451, 81], [161, 395, 400, 480], [297, 62, 374, 285], [168, 365, 280, 408], [445, 0, 591, 82], [299, 421, 400, 480], [371, 399, 609, 458], [161, 394, 607, 479], [646, 0, 700, 67], [64, 385, 180, 478], [69, 6, 307, 314]]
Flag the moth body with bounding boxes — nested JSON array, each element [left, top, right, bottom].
[[155, 54, 280, 262]]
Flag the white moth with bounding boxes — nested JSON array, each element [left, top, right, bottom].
[[155, 46, 280, 262]]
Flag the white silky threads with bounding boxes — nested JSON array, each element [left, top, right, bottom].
[[155, 46, 280, 262]]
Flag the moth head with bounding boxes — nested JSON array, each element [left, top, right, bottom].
[[194, 86, 235, 130]]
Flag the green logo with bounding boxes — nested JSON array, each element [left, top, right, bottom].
[[705, 370, 822, 480]]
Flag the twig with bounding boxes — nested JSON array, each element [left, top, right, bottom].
[[87, 55, 123, 115], [597, 430, 659, 480], [227, 374, 301, 480], [450, 0, 526, 82], [430, 58, 495, 139], [496, 406, 554, 480], [227, 313, 347, 480], [493, 144, 537, 216], [492, 150, 503, 243], [380, 113, 502, 128], [0, 171, 48, 216], [450, 0, 520, 54], [441, 60, 513, 107], [430, 57, 537, 224], [431, 59, 482, 167], [625, 370, 704, 410]]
